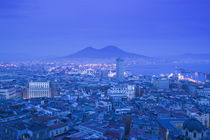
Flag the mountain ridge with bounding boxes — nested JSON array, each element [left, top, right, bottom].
[[63, 46, 148, 59]]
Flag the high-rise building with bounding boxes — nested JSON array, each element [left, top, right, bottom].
[[24, 81, 58, 99], [116, 58, 124, 82], [135, 84, 144, 97]]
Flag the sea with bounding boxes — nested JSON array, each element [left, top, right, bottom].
[[127, 63, 210, 76]]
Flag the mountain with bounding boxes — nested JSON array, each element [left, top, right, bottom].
[[63, 46, 148, 59]]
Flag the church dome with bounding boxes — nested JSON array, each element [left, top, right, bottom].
[[183, 118, 205, 133]]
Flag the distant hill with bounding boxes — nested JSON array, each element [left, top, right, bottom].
[[62, 46, 148, 59]]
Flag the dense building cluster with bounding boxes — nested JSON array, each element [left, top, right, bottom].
[[0, 60, 209, 140]]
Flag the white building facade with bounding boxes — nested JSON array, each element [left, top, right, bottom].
[[26, 82, 51, 99], [108, 85, 135, 99]]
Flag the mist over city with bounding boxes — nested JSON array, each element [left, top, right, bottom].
[[0, 0, 209, 140]]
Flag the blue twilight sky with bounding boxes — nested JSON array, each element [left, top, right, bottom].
[[0, 0, 210, 57]]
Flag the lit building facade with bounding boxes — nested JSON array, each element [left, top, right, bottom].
[[24, 82, 57, 99], [108, 85, 135, 99]]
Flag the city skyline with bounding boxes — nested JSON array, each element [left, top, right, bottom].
[[0, 1, 209, 139]]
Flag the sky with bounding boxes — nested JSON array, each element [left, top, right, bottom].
[[0, 0, 210, 58]]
